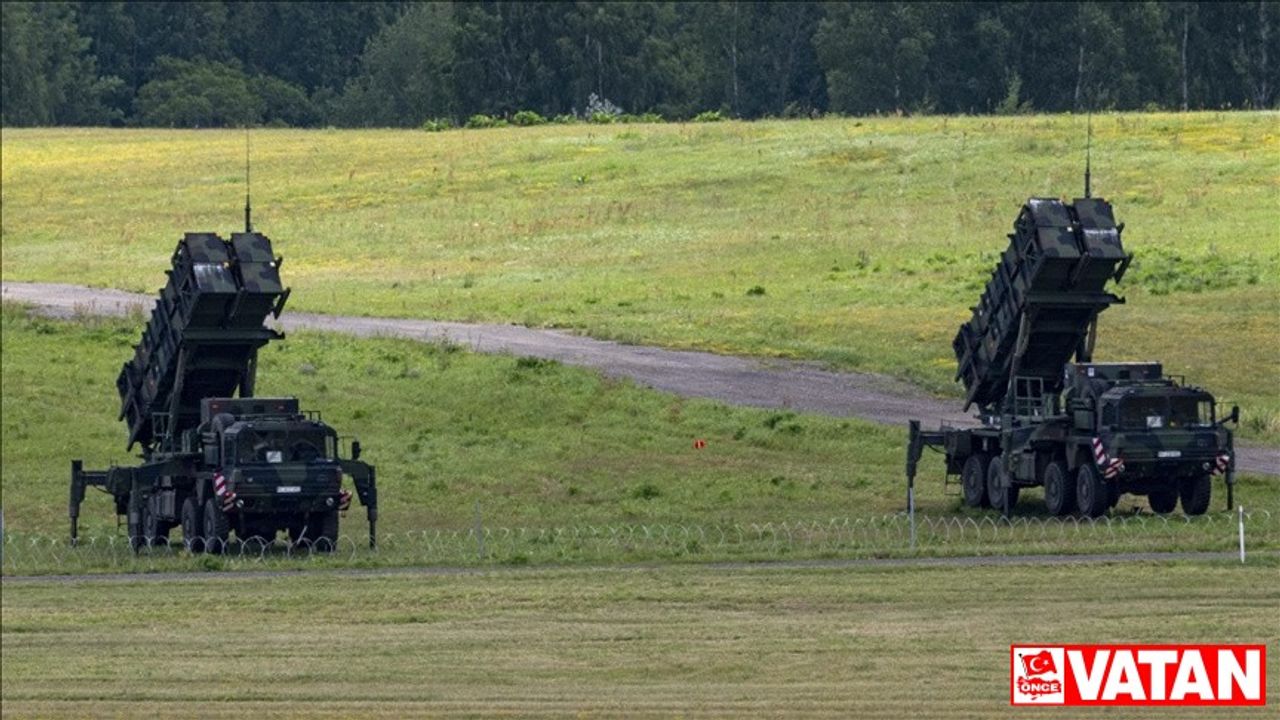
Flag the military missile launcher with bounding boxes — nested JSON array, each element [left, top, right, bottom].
[[906, 197, 1237, 517], [70, 230, 378, 550]]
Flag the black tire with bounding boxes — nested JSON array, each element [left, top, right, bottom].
[[128, 499, 146, 553], [1042, 461, 1074, 516], [1076, 464, 1108, 518], [1180, 474, 1212, 516], [986, 457, 1019, 513], [961, 454, 991, 508], [143, 497, 170, 547], [1148, 488, 1178, 514], [181, 496, 204, 553], [203, 498, 231, 554], [314, 511, 339, 553]]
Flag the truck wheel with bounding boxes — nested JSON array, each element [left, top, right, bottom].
[[1179, 474, 1212, 516], [986, 458, 1018, 513], [1042, 461, 1075, 516], [1147, 489, 1178, 514], [181, 496, 204, 553], [128, 504, 146, 553], [961, 454, 991, 508], [203, 498, 231, 553], [314, 511, 339, 553], [1076, 464, 1108, 518], [143, 500, 170, 547]]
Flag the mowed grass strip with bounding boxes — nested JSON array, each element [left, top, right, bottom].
[[2, 114, 1277, 439], [2, 560, 1278, 719]]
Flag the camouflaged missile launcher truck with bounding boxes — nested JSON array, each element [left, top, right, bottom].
[[70, 231, 378, 551], [906, 198, 1238, 517]]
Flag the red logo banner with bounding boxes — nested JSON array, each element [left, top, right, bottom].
[[1010, 644, 1266, 706]]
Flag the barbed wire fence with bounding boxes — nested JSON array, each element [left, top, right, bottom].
[[3, 509, 1273, 575]]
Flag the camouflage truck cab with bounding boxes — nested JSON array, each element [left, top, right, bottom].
[[1065, 363, 1233, 515], [190, 397, 374, 549], [70, 230, 377, 551], [908, 198, 1237, 518]]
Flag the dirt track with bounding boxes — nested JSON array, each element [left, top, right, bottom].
[[5, 280, 1277, 476]]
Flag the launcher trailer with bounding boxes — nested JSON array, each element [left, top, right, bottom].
[[906, 197, 1237, 517], [69, 230, 377, 550]]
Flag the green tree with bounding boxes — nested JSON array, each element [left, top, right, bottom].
[[676, 2, 826, 118], [226, 1, 402, 96], [451, 2, 575, 117], [134, 57, 260, 127], [1110, 2, 1178, 109], [335, 2, 457, 127], [74, 1, 138, 120], [5, 0, 1277, 127], [926, 4, 1013, 113], [743, 2, 827, 117], [1, 2, 120, 125], [251, 74, 318, 127], [560, 2, 681, 116], [1226, 1, 1277, 108], [816, 3, 936, 114]]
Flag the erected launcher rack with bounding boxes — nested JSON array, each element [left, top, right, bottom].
[[906, 194, 1236, 519], [70, 156, 378, 551]]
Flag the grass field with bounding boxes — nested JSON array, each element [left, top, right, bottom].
[[0, 305, 903, 536], [2, 114, 1278, 439], [2, 117, 1276, 715], [3, 559, 1277, 718], [3, 306, 1276, 575]]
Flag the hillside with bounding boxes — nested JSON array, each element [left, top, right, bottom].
[[2, 114, 1277, 437]]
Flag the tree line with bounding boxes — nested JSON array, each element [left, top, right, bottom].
[[3, 1, 1276, 128]]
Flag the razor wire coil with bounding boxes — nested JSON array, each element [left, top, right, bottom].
[[3, 510, 1272, 575]]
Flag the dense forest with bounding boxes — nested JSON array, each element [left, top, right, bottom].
[[2, 1, 1276, 128]]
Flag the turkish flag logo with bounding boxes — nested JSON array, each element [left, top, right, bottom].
[[1022, 650, 1057, 678]]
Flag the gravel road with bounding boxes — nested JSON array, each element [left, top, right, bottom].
[[5, 280, 1276, 476]]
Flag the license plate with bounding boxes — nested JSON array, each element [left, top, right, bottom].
[[276, 485, 302, 494], [1157, 450, 1182, 459]]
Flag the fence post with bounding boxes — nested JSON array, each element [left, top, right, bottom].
[[907, 421, 918, 552], [474, 500, 485, 561], [1237, 505, 1245, 564], [908, 489, 917, 552]]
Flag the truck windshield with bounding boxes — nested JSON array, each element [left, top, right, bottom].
[[237, 429, 331, 463], [1169, 396, 1214, 428], [1121, 396, 1213, 430]]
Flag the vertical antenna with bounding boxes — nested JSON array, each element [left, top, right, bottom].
[[244, 126, 253, 233], [1084, 110, 1092, 199]]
